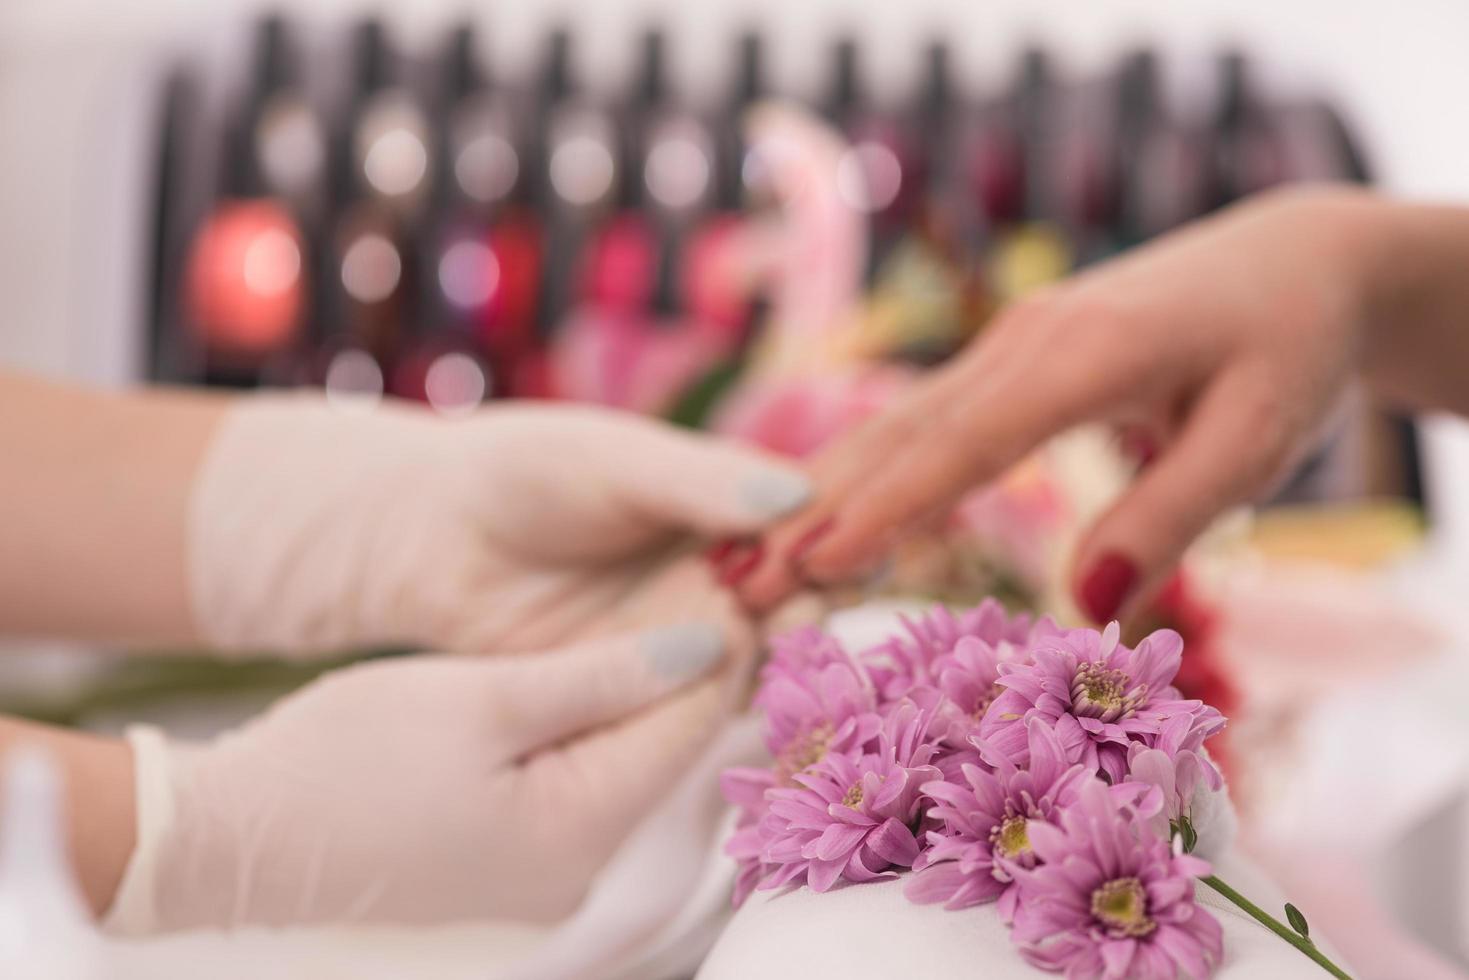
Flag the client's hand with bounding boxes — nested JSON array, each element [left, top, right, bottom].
[[738, 186, 1382, 620], [189, 398, 810, 657], [106, 586, 752, 931]]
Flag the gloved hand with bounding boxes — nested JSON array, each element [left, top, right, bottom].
[[105, 561, 753, 931], [188, 396, 811, 657]]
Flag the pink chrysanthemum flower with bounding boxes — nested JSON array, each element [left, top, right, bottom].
[[863, 600, 1037, 703], [724, 629, 885, 904], [923, 631, 1034, 770], [1011, 777, 1224, 979], [753, 628, 881, 785], [906, 717, 1091, 920], [762, 624, 849, 678], [720, 766, 781, 907], [758, 702, 941, 893], [980, 623, 1225, 784], [1125, 713, 1233, 862]]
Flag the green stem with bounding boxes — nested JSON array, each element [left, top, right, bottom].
[[1200, 876, 1353, 979]]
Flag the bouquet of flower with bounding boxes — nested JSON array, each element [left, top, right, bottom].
[[721, 600, 1350, 979]]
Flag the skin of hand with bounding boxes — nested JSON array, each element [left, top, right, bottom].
[[736, 185, 1443, 622], [0, 716, 136, 916], [0, 373, 227, 646], [90, 554, 758, 931]]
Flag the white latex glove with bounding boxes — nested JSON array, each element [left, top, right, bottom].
[[189, 395, 811, 657], [105, 586, 751, 933]]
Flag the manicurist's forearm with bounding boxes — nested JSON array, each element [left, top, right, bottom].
[[0, 715, 135, 916], [0, 372, 227, 645]]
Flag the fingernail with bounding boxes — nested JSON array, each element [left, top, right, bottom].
[[704, 538, 740, 567], [717, 541, 765, 587], [738, 468, 812, 521], [1078, 552, 1139, 623], [787, 517, 835, 570], [1120, 430, 1158, 468], [641, 622, 726, 682]]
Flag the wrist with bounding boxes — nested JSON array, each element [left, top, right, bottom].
[[0, 717, 136, 919], [1347, 195, 1469, 411], [1246, 185, 1409, 395]]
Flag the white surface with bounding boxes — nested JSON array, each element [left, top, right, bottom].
[[698, 851, 1344, 979]]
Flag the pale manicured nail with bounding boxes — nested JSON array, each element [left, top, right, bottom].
[[641, 622, 726, 682], [738, 468, 813, 520]]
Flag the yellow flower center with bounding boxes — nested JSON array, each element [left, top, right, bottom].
[[991, 815, 1031, 859], [1070, 663, 1143, 722], [842, 782, 865, 809], [776, 723, 833, 784], [1090, 877, 1156, 937], [972, 682, 1004, 721]]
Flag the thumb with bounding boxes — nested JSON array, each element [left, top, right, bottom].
[[517, 669, 735, 857], [595, 414, 813, 535], [490, 621, 730, 755], [1072, 371, 1292, 622]]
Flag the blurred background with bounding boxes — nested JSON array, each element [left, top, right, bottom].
[[1, 0, 1467, 976]]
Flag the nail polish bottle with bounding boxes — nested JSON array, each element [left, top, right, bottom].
[[914, 40, 956, 217], [968, 50, 1028, 235], [280, 19, 416, 401], [1206, 51, 1286, 210], [822, 37, 916, 282], [984, 48, 1073, 303], [1052, 55, 1121, 262], [346, 19, 433, 218], [1114, 49, 1208, 248], [339, 20, 423, 357], [389, 224, 493, 412], [433, 22, 542, 374], [184, 15, 313, 384], [637, 30, 718, 327], [681, 31, 765, 337], [145, 69, 194, 383], [391, 24, 498, 412], [246, 14, 328, 216], [515, 28, 621, 397], [580, 28, 671, 318], [1015, 46, 1057, 225], [291, 198, 401, 405], [866, 40, 977, 364]]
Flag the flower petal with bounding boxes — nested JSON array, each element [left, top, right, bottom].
[[808, 821, 869, 861], [863, 817, 921, 867]]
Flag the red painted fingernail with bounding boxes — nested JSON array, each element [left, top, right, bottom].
[[704, 538, 739, 567], [1078, 551, 1139, 623], [718, 541, 766, 587], [1120, 430, 1158, 468], [787, 517, 836, 570]]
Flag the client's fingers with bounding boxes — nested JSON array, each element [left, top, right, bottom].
[[1071, 368, 1295, 622], [731, 402, 924, 612], [795, 302, 1143, 586]]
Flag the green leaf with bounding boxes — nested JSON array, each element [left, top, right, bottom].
[[1285, 903, 1311, 939], [1176, 814, 1198, 854], [664, 359, 745, 430]]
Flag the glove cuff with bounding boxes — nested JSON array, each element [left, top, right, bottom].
[[102, 725, 175, 936]]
